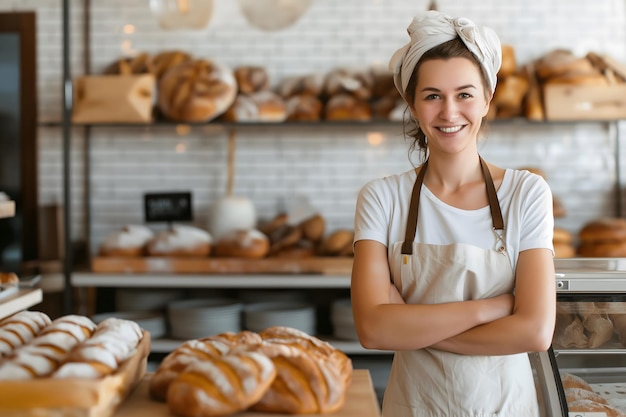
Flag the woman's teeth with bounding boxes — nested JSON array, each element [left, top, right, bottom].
[[439, 126, 462, 133]]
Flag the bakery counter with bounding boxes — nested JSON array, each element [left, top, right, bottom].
[[115, 369, 381, 417]]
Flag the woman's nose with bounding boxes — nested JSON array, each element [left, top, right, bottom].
[[439, 99, 459, 121]]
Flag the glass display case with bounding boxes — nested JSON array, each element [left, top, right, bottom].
[[553, 258, 626, 416]]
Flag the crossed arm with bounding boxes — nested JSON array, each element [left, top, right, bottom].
[[350, 239, 556, 355]]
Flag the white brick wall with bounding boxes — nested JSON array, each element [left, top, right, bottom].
[[3, 0, 626, 252]]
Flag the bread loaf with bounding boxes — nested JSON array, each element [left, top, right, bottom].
[[324, 94, 372, 121], [0, 311, 51, 358], [221, 91, 287, 123], [0, 272, 19, 285], [53, 317, 143, 379], [568, 399, 626, 417], [166, 350, 276, 417], [151, 50, 193, 80], [561, 372, 594, 391], [158, 59, 237, 122], [233, 66, 270, 94], [213, 229, 270, 259], [285, 94, 323, 121], [99, 224, 154, 257], [0, 315, 96, 379], [146, 225, 212, 257], [565, 387, 609, 405]]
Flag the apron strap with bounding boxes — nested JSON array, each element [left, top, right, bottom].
[[401, 160, 428, 255], [401, 156, 504, 255], [479, 156, 505, 231]]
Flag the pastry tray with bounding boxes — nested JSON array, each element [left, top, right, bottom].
[[0, 330, 151, 417]]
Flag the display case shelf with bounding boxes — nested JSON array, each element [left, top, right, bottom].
[[0, 288, 43, 321]]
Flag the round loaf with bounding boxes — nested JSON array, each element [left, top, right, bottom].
[[579, 218, 626, 243], [146, 225, 212, 257], [578, 241, 626, 258], [553, 228, 573, 244], [554, 242, 576, 259], [567, 399, 625, 417], [213, 229, 270, 259], [158, 59, 237, 122], [221, 91, 287, 123], [285, 94, 323, 121], [324, 94, 372, 121], [99, 225, 154, 257], [565, 387, 608, 405], [561, 372, 594, 391], [233, 66, 270, 94], [151, 50, 193, 80], [300, 214, 326, 243], [318, 229, 355, 256]]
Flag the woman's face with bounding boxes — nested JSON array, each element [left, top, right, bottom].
[[410, 57, 491, 156]]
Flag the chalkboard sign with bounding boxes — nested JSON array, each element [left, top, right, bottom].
[[144, 192, 193, 223]]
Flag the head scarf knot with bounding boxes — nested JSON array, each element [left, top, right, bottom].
[[389, 10, 502, 99]]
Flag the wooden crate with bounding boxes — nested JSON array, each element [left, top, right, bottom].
[[543, 53, 626, 121], [0, 331, 150, 417]]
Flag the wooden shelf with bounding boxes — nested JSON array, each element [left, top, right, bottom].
[[0, 288, 43, 320], [72, 272, 351, 289], [0, 200, 15, 219]]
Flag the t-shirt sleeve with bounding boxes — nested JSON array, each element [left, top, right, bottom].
[[518, 174, 555, 254], [353, 179, 390, 247]]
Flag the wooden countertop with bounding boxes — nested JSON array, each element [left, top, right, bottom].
[[115, 369, 381, 417]]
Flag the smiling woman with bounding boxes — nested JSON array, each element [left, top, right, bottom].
[[350, 10, 556, 417]]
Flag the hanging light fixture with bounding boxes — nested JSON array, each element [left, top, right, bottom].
[[149, 0, 214, 30], [237, 0, 314, 31]]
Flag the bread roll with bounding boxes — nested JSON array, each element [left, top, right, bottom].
[[0, 272, 19, 285], [158, 59, 237, 122], [285, 94, 323, 121], [324, 94, 372, 121], [277, 74, 324, 98], [146, 225, 212, 257], [323, 68, 374, 101], [580, 218, 626, 242], [0, 311, 51, 358], [166, 350, 276, 417], [318, 229, 355, 256], [221, 91, 287, 123], [578, 241, 626, 258], [300, 214, 325, 243], [213, 229, 270, 259], [233, 66, 270, 94], [99, 224, 154, 257]]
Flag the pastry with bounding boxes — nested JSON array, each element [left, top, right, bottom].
[[146, 225, 212, 257], [0, 272, 19, 285], [213, 229, 270, 259], [158, 59, 237, 122], [99, 224, 154, 257]]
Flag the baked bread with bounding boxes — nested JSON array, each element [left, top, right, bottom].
[[158, 59, 237, 122], [250, 326, 353, 414], [323, 68, 374, 101], [300, 214, 326, 243], [578, 218, 626, 257], [146, 225, 212, 257], [499, 44, 517, 78], [99, 224, 154, 257], [233, 66, 270, 94], [285, 94, 323, 121], [535, 49, 601, 82], [0, 311, 51, 358], [221, 91, 287, 123], [0, 315, 97, 379], [52, 317, 143, 379], [104, 52, 153, 75], [565, 387, 609, 405], [324, 94, 372, 121], [151, 50, 193, 80], [213, 229, 270, 259], [492, 74, 529, 118], [0, 272, 19, 285], [561, 372, 594, 391], [568, 399, 626, 417], [166, 349, 276, 417], [277, 74, 325, 98], [271, 240, 316, 259], [318, 229, 355, 256]]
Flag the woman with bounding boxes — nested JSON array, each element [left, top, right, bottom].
[[351, 11, 556, 417]]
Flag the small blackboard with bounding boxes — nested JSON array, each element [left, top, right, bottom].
[[144, 192, 193, 223]]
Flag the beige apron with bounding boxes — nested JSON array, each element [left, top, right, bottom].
[[382, 157, 540, 417]]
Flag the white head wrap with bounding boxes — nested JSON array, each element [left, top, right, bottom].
[[389, 10, 502, 99]]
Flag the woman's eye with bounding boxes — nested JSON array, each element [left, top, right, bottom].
[[425, 94, 440, 100], [459, 92, 472, 99]]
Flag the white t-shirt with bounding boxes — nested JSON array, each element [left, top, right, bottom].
[[354, 167, 554, 272]]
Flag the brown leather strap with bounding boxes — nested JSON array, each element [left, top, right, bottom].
[[400, 156, 504, 255], [479, 156, 505, 231], [401, 160, 428, 255]]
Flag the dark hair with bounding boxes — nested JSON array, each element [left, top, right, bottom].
[[402, 37, 492, 164]]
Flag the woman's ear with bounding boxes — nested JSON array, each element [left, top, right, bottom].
[[482, 93, 493, 117]]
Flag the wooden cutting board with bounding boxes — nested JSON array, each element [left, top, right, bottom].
[[91, 256, 353, 275], [115, 369, 381, 417]]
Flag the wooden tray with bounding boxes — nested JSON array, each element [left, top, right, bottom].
[[115, 369, 381, 417], [91, 256, 353, 275], [0, 331, 151, 417]]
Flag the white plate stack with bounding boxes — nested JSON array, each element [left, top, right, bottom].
[[331, 298, 359, 340], [244, 301, 316, 335], [167, 298, 243, 340], [116, 288, 185, 312], [91, 311, 167, 339]]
